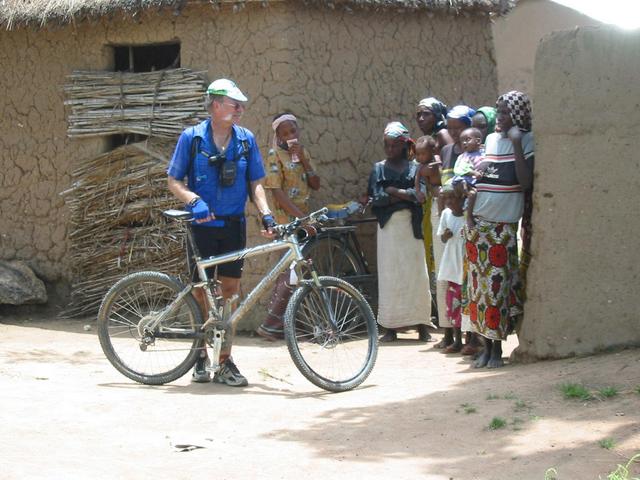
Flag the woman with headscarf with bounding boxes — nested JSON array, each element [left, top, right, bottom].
[[256, 112, 321, 341], [368, 121, 432, 342], [432, 104, 476, 349], [415, 97, 454, 153], [472, 107, 497, 143], [464, 91, 534, 368], [414, 97, 454, 330]]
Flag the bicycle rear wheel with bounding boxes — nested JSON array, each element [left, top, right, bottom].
[[302, 236, 365, 278], [303, 235, 378, 312], [284, 276, 378, 392], [97, 271, 204, 385]]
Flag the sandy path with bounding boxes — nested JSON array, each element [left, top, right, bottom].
[[1, 318, 639, 480]]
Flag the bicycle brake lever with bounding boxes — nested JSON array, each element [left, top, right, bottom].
[[273, 224, 287, 238]]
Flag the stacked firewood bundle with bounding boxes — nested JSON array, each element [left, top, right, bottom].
[[60, 68, 207, 317], [60, 139, 189, 318], [63, 68, 207, 138]]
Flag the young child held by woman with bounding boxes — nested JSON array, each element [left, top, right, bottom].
[[452, 127, 485, 230], [414, 135, 441, 204]]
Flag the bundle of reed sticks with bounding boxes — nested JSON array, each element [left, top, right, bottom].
[[63, 68, 207, 138], [60, 138, 188, 318]]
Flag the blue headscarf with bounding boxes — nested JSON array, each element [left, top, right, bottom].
[[447, 105, 476, 127]]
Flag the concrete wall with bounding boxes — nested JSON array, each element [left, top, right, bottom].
[[0, 3, 497, 322], [515, 26, 640, 360], [492, 0, 601, 96]]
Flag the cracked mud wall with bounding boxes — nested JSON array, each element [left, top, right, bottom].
[[0, 4, 497, 319], [515, 26, 640, 360]]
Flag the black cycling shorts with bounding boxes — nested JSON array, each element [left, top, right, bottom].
[[188, 218, 246, 280]]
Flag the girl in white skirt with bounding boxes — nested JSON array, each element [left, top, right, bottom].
[[367, 122, 432, 342]]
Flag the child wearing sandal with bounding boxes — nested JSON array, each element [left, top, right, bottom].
[[436, 184, 466, 353]]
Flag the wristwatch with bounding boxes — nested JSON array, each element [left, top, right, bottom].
[[186, 196, 200, 208]]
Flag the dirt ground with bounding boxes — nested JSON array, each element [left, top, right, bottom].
[[1, 315, 639, 480]]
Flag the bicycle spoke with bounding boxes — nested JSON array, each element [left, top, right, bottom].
[[99, 275, 202, 384], [286, 278, 377, 391]]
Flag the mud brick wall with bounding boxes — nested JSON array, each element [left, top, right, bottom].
[[0, 3, 497, 325], [515, 26, 640, 359]]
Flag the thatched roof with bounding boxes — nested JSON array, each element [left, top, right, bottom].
[[0, 0, 514, 30]]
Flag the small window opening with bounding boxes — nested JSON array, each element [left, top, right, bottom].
[[109, 42, 181, 149], [113, 42, 180, 73]]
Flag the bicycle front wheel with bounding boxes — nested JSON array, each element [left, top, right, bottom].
[[284, 276, 378, 392], [97, 271, 204, 385]]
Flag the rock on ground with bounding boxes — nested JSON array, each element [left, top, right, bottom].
[[0, 260, 47, 305]]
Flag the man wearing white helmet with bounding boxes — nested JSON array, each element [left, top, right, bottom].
[[167, 78, 275, 387]]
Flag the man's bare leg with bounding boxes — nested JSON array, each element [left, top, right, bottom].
[[191, 275, 241, 383]]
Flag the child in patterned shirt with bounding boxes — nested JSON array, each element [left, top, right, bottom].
[[257, 113, 321, 341]]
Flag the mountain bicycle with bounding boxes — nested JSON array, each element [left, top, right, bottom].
[[97, 207, 378, 392]]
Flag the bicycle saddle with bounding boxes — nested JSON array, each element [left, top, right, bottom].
[[163, 209, 193, 221]]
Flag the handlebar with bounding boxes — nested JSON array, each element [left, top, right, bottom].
[[273, 207, 329, 240], [163, 207, 332, 242]]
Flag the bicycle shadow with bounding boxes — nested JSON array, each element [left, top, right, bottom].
[[96, 379, 370, 399], [164, 381, 377, 399]]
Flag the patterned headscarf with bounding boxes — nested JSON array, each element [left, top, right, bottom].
[[384, 121, 411, 140], [476, 106, 497, 135], [384, 121, 415, 158], [446, 105, 476, 127], [497, 91, 532, 132], [417, 97, 448, 132]]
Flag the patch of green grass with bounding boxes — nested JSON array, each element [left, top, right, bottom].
[[530, 414, 542, 421], [460, 403, 477, 414], [599, 438, 616, 450], [599, 386, 619, 399], [606, 453, 640, 480], [511, 417, 525, 431], [489, 417, 507, 430], [560, 382, 593, 401], [514, 399, 530, 411], [503, 392, 517, 400], [486, 393, 500, 400], [544, 468, 558, 480], [635, 385, 640, 395]]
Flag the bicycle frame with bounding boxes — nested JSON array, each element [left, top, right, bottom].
[[194, 234, 310, 331], [144, 209, 338, 365]]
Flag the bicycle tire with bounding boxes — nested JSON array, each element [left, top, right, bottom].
[[303, 235, 378, 311], [302, 235, 366, 278], [97, 271, 204, 385], [284, 276, 378, 392]]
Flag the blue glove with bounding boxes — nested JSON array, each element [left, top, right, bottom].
[[261, 214, 276, 230], [187, 198, 210, 220]]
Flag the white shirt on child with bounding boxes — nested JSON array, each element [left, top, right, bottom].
[[436, 208, 466, 285]]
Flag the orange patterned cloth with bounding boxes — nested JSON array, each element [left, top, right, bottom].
[[263, 146, 315, 224]]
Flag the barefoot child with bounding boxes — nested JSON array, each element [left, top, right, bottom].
[[436, 184, 466, 353]]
